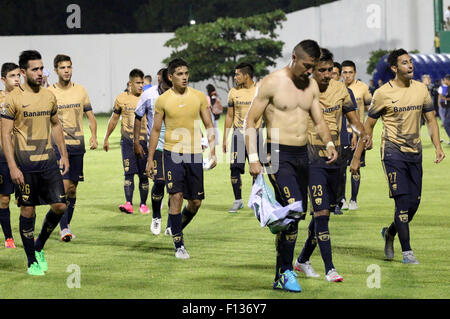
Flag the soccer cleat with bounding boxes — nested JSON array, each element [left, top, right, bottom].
[[5, 238, 16, 248], [228, 199, 244, 213], [273, 270, 302, 292], [381, 227, 394, 260], [294, 260, 320, 278], [333, 206, 343, 215], [119, 201, 133, 214], [35, 250, 48, 272], [341, 199, 349, 210], [402, 250, 419, 264], [150, 218, 162, 235], [325, 268, 343, 282], [60, 228, 73, 242], [175, 245, 190, 259], [139, 204, 150, 214], [164, 227, 172, 236], [348, 200, 358, 210], [27, 262, 45, 276]]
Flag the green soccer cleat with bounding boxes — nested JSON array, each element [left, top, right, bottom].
[[27, 262, 45, 276], [35, 250, 48, 272]]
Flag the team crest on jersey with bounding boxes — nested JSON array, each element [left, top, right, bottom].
[[288, 198, 295, 204], [315, 198, 322, 206], [167, 182, 173, 189], [22, 195, 29, 202], [392, 184, 397, 191]]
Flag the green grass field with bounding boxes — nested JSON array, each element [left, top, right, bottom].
[[0, 113, 449, 299]]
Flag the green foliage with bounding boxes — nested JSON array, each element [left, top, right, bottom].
[[162, 10, 286, 90], [366, 49, 389, 76]]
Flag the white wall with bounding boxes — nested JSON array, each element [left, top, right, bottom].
[[0, 0, 438, 112]]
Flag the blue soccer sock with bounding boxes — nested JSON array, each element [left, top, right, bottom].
[[35, 210, 63, 252], [60, 197, 76, 230], [315, 215, 334, 274], [19, 215, 36, 267], [169, 213, 183, 249], [0, 207, 13, 239], [151, 180, 165, 219], [124, 175, 134, 203]]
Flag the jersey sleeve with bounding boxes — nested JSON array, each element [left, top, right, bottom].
[[422, 86, 434, 113], [154, 95, 165, 116], [50, 93, 58, 116], [227, 89, 235, 108], [342, 87, 357, 114], [199, 92, 208, 111], [113, 96, 122, 115], [368, 89, 385, 119], [83, 87, 93, 112], [363, 85, 373, 106], [135, 92, 150, 120], [1, 94, 16, 120]]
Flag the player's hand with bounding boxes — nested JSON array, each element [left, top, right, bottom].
[[90, 136, 98, 150], [222, 140, 227, 153], [59, 156, 70, 176], [134, 142, 144, 158], [249, 161, 262, 177], [208, 155, 217, 170], [362, 134, 373, 150], [349, 157, 361, 175], [145, 158, 155, 179], [325, 146, 338, 164], [103, 139, 109, 152], [435, 148, 445, 163], [10, 166, 24, 185], [350, 134, 357, 150]]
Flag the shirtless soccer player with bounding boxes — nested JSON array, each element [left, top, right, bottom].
[[245, 40, 338, 292], [48, 54, 98, 242], [0, 62, 21, 248]]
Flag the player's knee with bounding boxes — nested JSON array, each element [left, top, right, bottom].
[[66, 184, 77, 198], [0, 195, 11, 208], [20, 206, 35, 218], [188, 199, 202, 212], [52, 203, 67, 215]]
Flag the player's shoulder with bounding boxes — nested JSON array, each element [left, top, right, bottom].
[[115, 91, 128, 101], [411, 79, 427, 90], [189, 87, 206, 97]]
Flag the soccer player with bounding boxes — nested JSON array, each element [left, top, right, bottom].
[[104, 69, 149, 214], [341, 60, 372, 210], [245, 40, 338, 292], [0, 62, 21, 248], [351, 49, 445, 264], [48, 54, 98, 242], [1, 50, 69, 275], [223, 63, 260, 213], [146, 58, 217, 259], [294, 49, 368, 282], [134, 68, 172, 235], [143, 75, 152, 91]]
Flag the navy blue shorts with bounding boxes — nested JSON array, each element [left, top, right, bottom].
[[121, 138, 147, 176], [308, 165, 340, 212], [382, 159, 422, 199], [230, 129, 262, 174], [163, 150, 204, 200], [152, 149, 164, 180], [266, 144, 309, 218], [56, 153, 84, 182], [0, 162, 14, 195], [16, 168, 66, 207]]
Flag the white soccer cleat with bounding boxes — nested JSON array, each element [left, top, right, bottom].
[[325, 268, 343, 282], [348, 200, 358, 210], [402, 250, 419, 264], [341, 199, 349, 210], [294, 260, 320, 278], [150, 218, 161, 235], [175, 245, 190, 259]]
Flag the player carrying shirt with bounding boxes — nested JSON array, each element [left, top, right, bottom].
[[103, 69, 149, 214], [1, 50, 69, 276], [0, 62, 21, 248], [48, 54, 98, 242], [351, 48, 445, 264]]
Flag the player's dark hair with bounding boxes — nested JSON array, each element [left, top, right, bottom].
[[319, 48, 333, 62], [1, 62, 19, 78], [157, 68, 165, 75], [168, 58, 188, 75], [161, 68, 172, 87], [444, 74, 450, 81], [235, 62, 254, 78], [387, 48, 409, 67], [294, 39, 321, 59], [333, 62, 342, 75], [129, 68, 144, 79], [19, 50, 42, 70], [54, 54, 72, 68], [206, 84, 216, 97], [341, 60, 356, 71], [144, 75, 152, 81]]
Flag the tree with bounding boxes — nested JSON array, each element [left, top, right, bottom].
[[162, 10, 286, 91]]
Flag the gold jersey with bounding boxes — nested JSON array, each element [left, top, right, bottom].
[[227, 84, 261, 129], [1, 86, 58, 172], [113, 91, 147, 142], [0, 91, 7, 161], [307, 79, 356, 166], [368, 80, 434, 162], [347, 80, 372, 125], [155, 87, 208, 154], [47, 83, 92, 154]]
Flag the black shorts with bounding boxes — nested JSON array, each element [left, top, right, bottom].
[[340, 144, 353, 167], [153, 149, 164, 180], [56, 153, 84, 182], [230, 129, 262, 174], [163, 150, 204, 200], [16, 168, 66, 207], [121, 138, 147, 176], [308, 165, 340, 212], [265, 144, 309, 218], [0, 162, 14, 195], [382, 159, 422, 199]]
